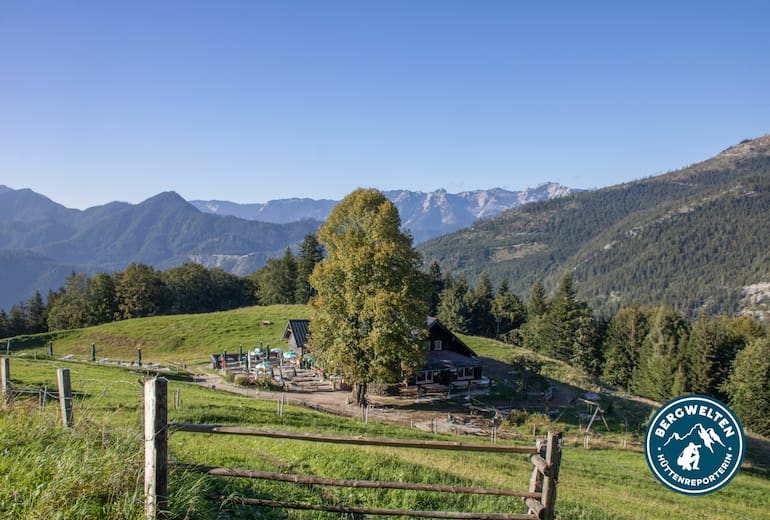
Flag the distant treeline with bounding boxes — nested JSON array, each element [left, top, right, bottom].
[[2, 235, 768, 435]]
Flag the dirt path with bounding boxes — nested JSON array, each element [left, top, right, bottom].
[[187, 366, 498, 436]]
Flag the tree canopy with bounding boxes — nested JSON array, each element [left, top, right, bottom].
[[309, 189, 430, 405]]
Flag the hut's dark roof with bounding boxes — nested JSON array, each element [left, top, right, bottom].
[[283, 319, 311, 347], [423, 349, 484, 371]]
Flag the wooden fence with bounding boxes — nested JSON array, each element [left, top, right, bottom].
[[2, 357, 75, 428], [144, 377, 562, 520]]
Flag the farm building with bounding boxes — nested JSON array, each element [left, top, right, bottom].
[[283, 319, 311, 356], [411, 317, 486, 393], [282, 317, 486, 395]]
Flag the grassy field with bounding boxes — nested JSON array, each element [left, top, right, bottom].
[[3, 304, 311, 365], [2, 357, 769, 519], [2, 306, 770, 518]]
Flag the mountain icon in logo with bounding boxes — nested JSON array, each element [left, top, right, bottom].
[[662, 423, 727, 453]]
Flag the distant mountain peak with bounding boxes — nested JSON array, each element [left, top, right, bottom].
[[143, 191, 188, 204], [191, 183, 578, 243], [718, 133, 770, 159]]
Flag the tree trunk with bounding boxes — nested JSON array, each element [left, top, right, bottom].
[[352, 382, 368, 407]]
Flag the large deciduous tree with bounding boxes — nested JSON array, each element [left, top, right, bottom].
[[114, 263, 166, 319], [47, 272, 90, 330], [309, 189, 430, 405]]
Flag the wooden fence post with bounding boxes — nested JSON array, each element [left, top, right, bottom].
[[541, 431, 562, 520], [57, 368, 73, 428], [144, 377, 168, 519], [40, 385, 48, 409], [1, 357, 10, 403]]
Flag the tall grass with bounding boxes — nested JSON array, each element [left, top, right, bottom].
[[3, 347, 770, 518], [0, 402, 143, 519]]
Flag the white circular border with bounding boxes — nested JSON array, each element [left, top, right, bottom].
[[644, 395, 745, 495]]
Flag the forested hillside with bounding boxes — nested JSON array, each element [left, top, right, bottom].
[[418, 135, 770, 318]]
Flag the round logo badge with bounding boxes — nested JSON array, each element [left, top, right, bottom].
[[644, 395, 744, 495]]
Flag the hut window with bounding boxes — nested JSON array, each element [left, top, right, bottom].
[[458, 367, 474, 380], [416, 371, 433, 384]]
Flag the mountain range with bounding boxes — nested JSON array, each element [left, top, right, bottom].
[[0, 183, 574, 311], [418, 134, 770, 319], [191, 183, 575, 243], [3, 133, 770, 320]]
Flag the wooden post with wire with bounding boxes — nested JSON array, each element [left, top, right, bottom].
[[1, 357, 10, 403], [57, 368, 73, 428], [144, 377, 168, 519]]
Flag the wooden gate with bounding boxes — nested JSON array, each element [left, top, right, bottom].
[[144, 378, 561, 520]]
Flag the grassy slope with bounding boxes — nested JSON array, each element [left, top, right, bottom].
[[4, 304, 311, 365], [3, 357, 769, 519], [3, 306, 770, 518]]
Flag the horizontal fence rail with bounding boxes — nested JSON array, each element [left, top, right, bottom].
[[208, 495, 541, 519], [145, 378, 562, 520], [188, 464, 543, 499], [170, 422, 540, 453]]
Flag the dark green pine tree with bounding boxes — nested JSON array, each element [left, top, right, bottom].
[[0, 310, 8, 338], [257, 248, 299, 305], [466, 272, 495, 337], [7, 303, 28, 336], [519, 280, 551, 353], [87, 272, 117, 325], [684, 316, 745, 400], [26, 290, 48, 333], [630, 306, 689, 402], [295, 233, 324, 304], [572, 314, 603, 376], [540, 273, 591, 362], [724, 337, 770, 436], [527, 279, 549, 318], [437, 276, 470, 334], [492, 279, 526, 340], [426, 260, 444, 317], [601, 305, 649, 391]]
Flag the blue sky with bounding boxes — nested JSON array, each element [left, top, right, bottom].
[[2, 1, 769, 209]]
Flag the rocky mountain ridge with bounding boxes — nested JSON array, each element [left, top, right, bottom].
[[191, 183, 576, 243]]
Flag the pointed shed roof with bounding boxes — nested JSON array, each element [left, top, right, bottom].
[[426, 316, 478, 358], [283, 319, 311, 348]]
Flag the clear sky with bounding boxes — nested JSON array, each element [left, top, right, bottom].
[[2, 1, 769, 209]]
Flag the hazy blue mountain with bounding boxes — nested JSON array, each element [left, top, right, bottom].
[[191, 198, 338, 224], [0, 182, 575, 311], [191, 183, 576, 243], [0, 188, 319, 310], [0, 250, 84, 309]]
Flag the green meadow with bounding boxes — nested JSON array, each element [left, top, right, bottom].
[[2, 305, 770, 519], [5, 304, 311, 365]]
